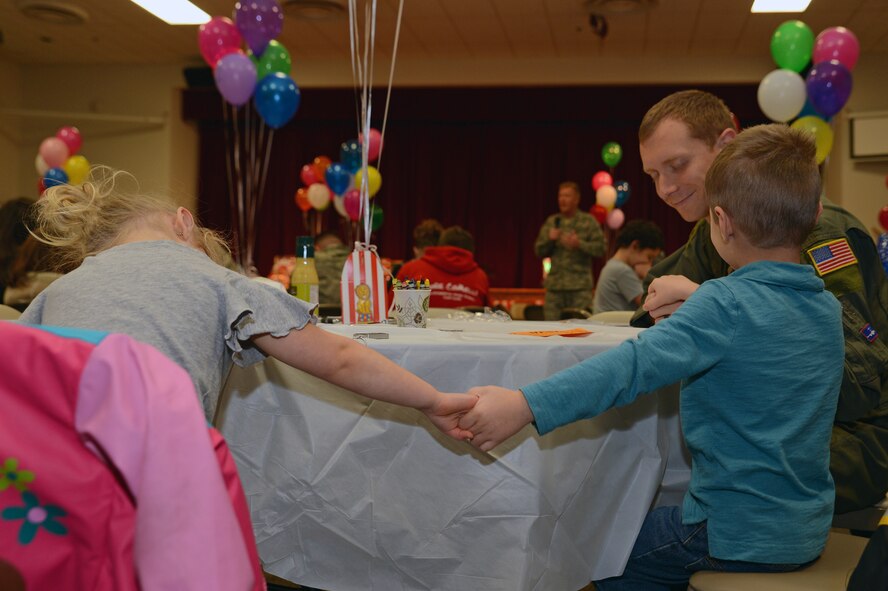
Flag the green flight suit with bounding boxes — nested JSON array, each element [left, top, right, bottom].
[[632, 200, 888, 513], [315, 243, 351, 306]]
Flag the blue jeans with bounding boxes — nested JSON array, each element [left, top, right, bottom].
[[594, 506, 809, 591]]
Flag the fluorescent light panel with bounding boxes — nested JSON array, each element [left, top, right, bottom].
[[130, 0, 210, 25], [751, 0, 812, 13]]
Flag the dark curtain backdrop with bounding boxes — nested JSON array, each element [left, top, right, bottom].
[[182, 84, 764, 288]]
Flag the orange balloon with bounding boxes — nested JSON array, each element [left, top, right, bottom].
[[294, 187, 311, 212], [312, 156, 332, 181]]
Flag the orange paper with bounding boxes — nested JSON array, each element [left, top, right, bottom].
[[510, 328, 592, 338]]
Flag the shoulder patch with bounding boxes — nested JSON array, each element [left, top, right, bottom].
[[806, 238, 858, 276]]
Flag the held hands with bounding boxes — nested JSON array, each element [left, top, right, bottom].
[[644, 275, 700, 323], [423, 392, 480, 441], [458, 386, 534, 452]]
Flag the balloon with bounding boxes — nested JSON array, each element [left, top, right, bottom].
[[63, 155, 90, 185], [254, 73, 300, 129], [343, 189, 362, 221], [601, 142, 623, 168], [39, 137, 68, 169], [359, 128, 383, 162], [35, 154, 49, 176], [37, 178, 45, 196], [299, 163, 318, 186], [354, 166, 382, 197], [596, 185, 617, 211], [256, 39, 292, 77], [214, 51, 257, 106], [371, 205, 384, 232], [730, 112, 741, 132], [606, 208, 625, 230], [770, 20, 814, 72], [879, 205, 888, 231], [813, 26, 859, 71], [615, 180, 631, 207], [56, 126, 82, 155], [325, 163, 351, 195], [797, 96, 831, 122], [44, 167, 68, 189], [591, 171, 613, 191], [757, 69, 806, 122], [332, 194, 349, 218], [306, 183, 331, 211], [312, 156, 332, 181], [806, 60, 853, 119], [234, 0, 284, 57], [294, 187, 311, 212], [790, 116, 834, 164], [198, 16, 243, 67], [340, 139, 362, 174], [878, 233, 888, 276], [590, 204, 607, 225]]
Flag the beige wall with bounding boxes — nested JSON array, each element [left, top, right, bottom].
[[0, 59, 24, 201]]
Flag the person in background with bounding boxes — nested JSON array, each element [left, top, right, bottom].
[[460, 124, 843, 590], [534, 181, 606, 320], [19, 167, 477, 442], [593, 220, 663, 314], [0, 197, 35, 302], [410, 218, 443, 261], [3, 235, 63, 311], [314, 231, 351, 307], [396, 225, 490, 308], [635, 89, 888, 515]]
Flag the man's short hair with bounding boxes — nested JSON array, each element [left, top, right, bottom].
[[559, 181, 581, 196], [413, 219, 444, 249], [705, 123, 821, 249], [315, 230, 344, 250], [639, 90, 735, 148], [439, 225, 475, 253], [615, 220, 664, 250]]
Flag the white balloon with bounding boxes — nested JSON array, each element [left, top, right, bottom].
[[306, 183, 331, 210], [757, 69, 806, 123], [35, 153, 49, 176], [333, 194, 349, 218], [596, 184, 617, 211]]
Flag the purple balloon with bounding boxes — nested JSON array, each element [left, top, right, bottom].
[[234, 0, 284, 57], [805, 60, 852, 119], [214, 52, 257, 106]]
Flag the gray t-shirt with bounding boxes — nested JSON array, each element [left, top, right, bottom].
[[20, 240, 314, 419], [593, 258, 642, 314]]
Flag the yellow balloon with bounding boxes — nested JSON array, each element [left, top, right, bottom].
[[790, 115, 833, 164], [354, 166, 382, 198], [63, 155, 90, 185]]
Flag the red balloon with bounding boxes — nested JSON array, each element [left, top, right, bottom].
[[299, 163, 318, 186], [56, 126, 82, 155], [343, 189, 362, 221], [591, 171, 613, 192], [37, 178, 46, 196], [312, 156, 332, 182], [590, 204, 607, 225], [879, 205, 888, 231], [294, 187, 311, 212]]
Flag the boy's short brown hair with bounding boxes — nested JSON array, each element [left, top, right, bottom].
[[704, 123, 821, 249], [413, 219, 444, 249], [639, 90, 735, 148], [439, 225, 475, 253]]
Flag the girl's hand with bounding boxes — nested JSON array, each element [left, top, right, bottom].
[[458, 386, 534, 452]]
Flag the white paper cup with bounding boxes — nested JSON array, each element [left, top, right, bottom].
[[391, 288, 431, 327]]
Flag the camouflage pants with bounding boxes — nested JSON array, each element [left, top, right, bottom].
[[543, 289, 593, 321]]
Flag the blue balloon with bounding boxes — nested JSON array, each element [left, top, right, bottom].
[[878, 233, 888, 277], [806, 60, 852, 119], [44, 167, 68, 188], [340, 139, 362, 174], [325, 163, 351, 196], [254, 73, 300, 129], [615, 180, 631, 208], [797, 96, 831, 122]]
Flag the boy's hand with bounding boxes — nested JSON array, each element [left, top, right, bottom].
[[644, 275, 700, 322], [458, 386, 534, 452], [423, 392, 479, 441]]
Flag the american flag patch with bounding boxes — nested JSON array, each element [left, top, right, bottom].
[[860, 323, 879, 343], [806, 238, 857, 276]]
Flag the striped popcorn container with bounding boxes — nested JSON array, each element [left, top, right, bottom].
[[341, 243, 388, 324]]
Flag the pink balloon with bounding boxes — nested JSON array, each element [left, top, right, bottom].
[[813, 26, 859, 71], [606, 208, 625, 230], [198, 16, 243, 68], [39, 137, 69, 169], [359, 128, 383, 162], [300, 163, 318, 186], [343, 189, 362, 221], [56, 126, 82, 155], [591, 171, 613, 191]]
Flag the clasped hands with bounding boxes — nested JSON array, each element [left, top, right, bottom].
[[548, 228, 581, 249], [643, 275, 700, 322]]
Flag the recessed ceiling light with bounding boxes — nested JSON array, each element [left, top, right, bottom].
[[129, 0, 210, 25], [751, 0, 812, 13]]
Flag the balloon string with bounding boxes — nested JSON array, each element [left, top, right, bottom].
[[376, 0, 404, 171], [221, 100, 237, 261], [231, 105, 246, 269]]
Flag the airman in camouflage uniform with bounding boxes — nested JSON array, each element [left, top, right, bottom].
[[314, 232, 351, 306], [534, 181, 606, 320]]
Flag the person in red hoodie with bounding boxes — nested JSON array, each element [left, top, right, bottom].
[[396, 225, 490, 308]]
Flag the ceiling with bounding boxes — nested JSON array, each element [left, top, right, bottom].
[[1, 0, 888, 68]]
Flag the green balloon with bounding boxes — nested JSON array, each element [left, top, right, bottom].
[[257, 40, 292, 77], [770, 20, 813, 73], [601, 141, 623, 168], [371, 204, 384, 232]]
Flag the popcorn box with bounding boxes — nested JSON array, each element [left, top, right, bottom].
[[341, 244, 387, 324]]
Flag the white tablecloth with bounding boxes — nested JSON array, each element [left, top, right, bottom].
[[218, 319, 689, 591]]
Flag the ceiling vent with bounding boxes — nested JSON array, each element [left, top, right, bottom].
[[583, 0, 658, 15], [282, 0, 347, 21], [15, 0, 89, 25]]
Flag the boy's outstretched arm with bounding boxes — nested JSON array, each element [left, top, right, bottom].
[[459, 386, 535, 451]]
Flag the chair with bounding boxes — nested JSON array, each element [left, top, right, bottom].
[[317, 303, 342, 318], [560, 307, 591, 320], [0, 304, 21, 320], [687, 531, 869, 591], [523, 304, 545, 321], [589, 310, 634, 325]]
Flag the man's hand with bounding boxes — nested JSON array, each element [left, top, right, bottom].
[[548, 228, 562, 241], [644, 275, 700, 322], [561, 231, 580, 249], [458, 386, 534, 452]]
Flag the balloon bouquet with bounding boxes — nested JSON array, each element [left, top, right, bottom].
[[758, 21, 858, 165], [35, 127, 89, 195], [589, 141, 631, 232], [198, 0, 300, 273], [294, 129, 384, 241]]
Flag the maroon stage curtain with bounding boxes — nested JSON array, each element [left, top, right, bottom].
[[182, 84, 762, 288]]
